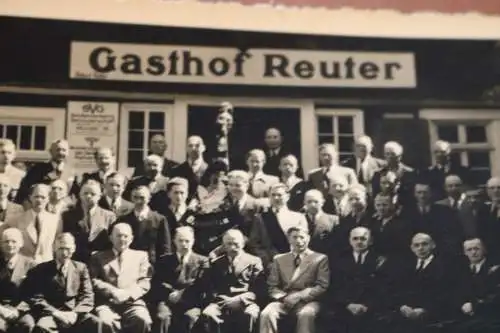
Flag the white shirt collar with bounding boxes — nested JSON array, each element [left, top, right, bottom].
[[353, 250, 369, 263], [177, 251, 192, 263], [291, 248, 311, 259], [107, 196, 121, 207], [471, 258, 486, 271], [135, 206, 150, 219], [449, 193, 467, 206], [84, 205, 98, 216], [417, 254, 434, 269], [6, 254, 18, 269], [51, 161, 64, 171], [249, 171, 264, 180]]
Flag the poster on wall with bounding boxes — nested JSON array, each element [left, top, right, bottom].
[[66, 101, 119, 171]]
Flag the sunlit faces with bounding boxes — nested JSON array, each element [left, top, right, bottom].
[[50, 179, 68, 202], [287, 227, 310, 252], [95, 147, 115, 171], [0, 175, 12, 200], [264, 128, 283, 150], [50, 140, 69, 163], [174, 227, 195, 253], [132, 186, 151, 207], [303, 190, 324, 214], [374, 194, 393, 218], [144, 155, 164, 176], [55, 233, 76, 262], [318, 144, 337, 167], [30, 184, 50, 210], [383, 141, 402, 165], [411, 233, 435, 259], [349, 227, 371, 253], [216, 110, 234, 130], [348, 186, 367, 211], [433, 140, 451, 165], [279, 155, 298, 177], [463, 238, 486, 264], [111, 223, 134, 252], [414, 183, 432, 205], [354, 136, 373, 160], [186, 136, 206, 159], [168, 182, 188, 206], [227, 171, 249, 197], [105, 174, 126, 199], [329, 176, 348, 198], [150, 134, 167, 155], [0, 139, 16, 165], [246, 150, 266, 173], [269, 184, 289, 208], [486, 177, 500, 201], [1, 228, 23, 257], [79, 181, 102, 207], [222, 230, 245, 257], [444, 175, 463, 198]]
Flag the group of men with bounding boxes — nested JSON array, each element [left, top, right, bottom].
[[0, 125, 499, 333]]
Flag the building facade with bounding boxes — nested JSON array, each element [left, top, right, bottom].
[[0, 17, 499, 184]]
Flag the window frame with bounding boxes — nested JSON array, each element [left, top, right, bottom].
[[0, 106, 65, 162], [119, 103, 175, 172]]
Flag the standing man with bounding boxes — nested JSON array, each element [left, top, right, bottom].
[[246, 149, 279, 200], [133, 134, 179, 178], [23, 233, 100, 333], [124, 155, 170, 203], [16, 140, 79, 206], [89, 223, 153, 333], [477, 177, 500, 262], [81, 147, 117, 188], [98, 173, 134, 218], [262, 128, 303, 178], [0, 175, 24, 228], [260, 226, 329, 333], [0, 139, 26, 201]]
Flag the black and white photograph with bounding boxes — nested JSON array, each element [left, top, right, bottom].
[[0, 3, 500, 333]]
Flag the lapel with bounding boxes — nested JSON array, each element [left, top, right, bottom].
[[65, 261, 76, 295], [281, 253, 296, 283], [10, 256, 27, 285], [50, 261, 65, 288], [106, 251, 121, 276], [24, 211, 38, 245], [118, 250, 135, 276], [290, 251, 315, 283], [4, 202, 21, 222], [232, 253, 250, 276]]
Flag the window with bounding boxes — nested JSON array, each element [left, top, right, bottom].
[[119, 104, 174, 170], [434, 122, 493, 185], [315, 109, 364, 161], [0, 124, 47, 152]]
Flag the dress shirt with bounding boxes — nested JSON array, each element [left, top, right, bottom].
[[99, 170, 113, 182], [134, 206, 150, 221], [171, 204, 187, 221], [282, 175, 301, 190], [85, 206, 101, 242], [416, 254, 434, 270], [273, 206, 293, 233], [106, 196, 122, 211], [449, 194, 467, 209], [269, 148, 281, 157], [177, 251, 192, 265], [234, 195, 248, 212], [188, 158, 204, 173], [356, 157, 368, 180], [51, 161, 65, 173], [470, 258, 486, 274], [6, 254, 18, 271], [0, 200, 7, 211], [57, 261, 69, 278], [418, 205, 430, 214], [353, 251, 368, 265]]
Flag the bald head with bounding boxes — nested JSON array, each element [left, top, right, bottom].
[[444, 174, 463, 199], [411, 233, 435, 259], [110, 223, 134, 252], [223, 229, 245, 257], [350, 227, 371, 253], [1, 228, 23, 258]]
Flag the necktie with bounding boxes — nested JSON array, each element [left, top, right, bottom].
[[234, 200, 240, 212], [111, 198, 117, 212], [179, 254, 187, 281], [7, 260, 14, 276], [294, 254, 302, 268], [452, 200, 458, 210], [228, 257, 235, 274], [34, 214, 41, 240], [86, 210, 92, 230], [248, 175, 255, 195], [471, 265, 478, 274], [356, 253, 363, 265], [357, 161, 365, 183], [416, 260, 425, 272], [117, 253, 123, 270]]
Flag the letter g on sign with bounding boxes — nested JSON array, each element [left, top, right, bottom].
[[89, 47, 116, 73]]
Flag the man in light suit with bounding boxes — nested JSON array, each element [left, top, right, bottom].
[[249, 183, 309, 268], [98, 173, 134, 218], [260, 226, 329, 333], [23, 233, 100, 333], [5, 184, 61, 264], [0, 139, 26, 202], [81, 147, 118, 188], [46, 180, 73, 216], [89, 223, 153, 333], [0, 228, 36, 333], [342, 135, 385, 196], [124, 155, 170, 202], [0, 175, 24, 228], [200, 229, 263, 333], [308, 143, 358, 197], [246, 149, 279, 201]]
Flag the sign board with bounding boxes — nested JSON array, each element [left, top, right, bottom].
[[66, 101, 119, 170], [70, 41, 417, 88]]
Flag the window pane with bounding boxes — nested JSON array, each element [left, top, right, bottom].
[[338, 136, 353, 153], [19, 126, 32, 150], [34, 126, 46, 151], [127, 150, 144, 168], [318, 135, 334, 145], [149, 112, 165, 130], [317, 116, 333, 134], [0, 125, 3, 138], [6, 125, 18, 143], [470, 169, 491, 186], [468, 151, 490, 168], [338, 116, 354, 134], [465, 125, 487, 143], [437, 125, 459, 143], [339, 153, 351, 161], [450, 152, 462, 166], [128, 131, 144, 149], [129, 111, 145, 130]]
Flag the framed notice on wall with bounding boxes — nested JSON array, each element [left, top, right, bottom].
[[66, 101, 119, 171]]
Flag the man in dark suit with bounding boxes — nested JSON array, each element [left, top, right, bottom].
[[171, 136, 209, 203], [420, 140, 470, 201], [386, 233, 450, 333], [477, 177, 500, 262], [117, 186, 170, 264], [132, 134, 179, 178], [62, 180, 116, 263], [80, 147, 117, 188], [23, 233, 100, 333], [0, 228, 36, 333], [98, 173, 134, 218], [342, 135, 385, 196], [151, 226, 209, 333], [124, 155, 170, 203], [200, 229, 264, 333], [89, 223, 153, 333], [0, 175, 24, 227], [329, 227, 388, 333], [262, 128, 303, 178], [15, 139, 79, 206], [454, 238, 500, 333], [0, 139, 26, 202], [278, 154, 308, 212], [260, 226, 329, 333]]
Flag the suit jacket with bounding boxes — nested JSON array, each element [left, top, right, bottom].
[[370, 215, 414, 260], [323, 194, 352, 217], [436, 197, 478, 241], [248, 209, 309, 267], [420, 163, 471, 201], [262, 147, 304, 179], [81, 170, 111, 187], [62, 206, 116, 263], [133, 157, 179, 178], [203, 251, 264, 306], [477, 203, 500, 262], [98, 196, 134, 218], [45, 198, 74, 216], [342, 155, 385, 194], [1, 165, 26, 201], [308, 166, 358, 197], [372, 163, 416, 207], [116, 210, 168, 264], [15, 162, 79, 205], [122, 175, 170, 201], [283, 177, 308, 212], [5, 210, 61, 264], [171, 161, 209, 202], [24, 260, 94, 317], [248, 172, 280, 199], [331, 211, 373, 257], [156, 207, 192, 256], [0, 255, 35, 311], [151, 252, 209, 309], [306, 212, 339, 255], [268, 250, 329, 304], [0, 201, 24, 228], [89, 249, 153, 307]]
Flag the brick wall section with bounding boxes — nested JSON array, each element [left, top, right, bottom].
[[198, 0, 500, 15]]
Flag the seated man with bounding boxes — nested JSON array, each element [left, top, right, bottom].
[[23, 233, 99, 333], [200, 229, 263, 333], [89, 223, 153, 333], [260, 226, 330, 333], [454, 238, 500, 333], [0, 228, 36, 333], [151, 226, 209, 333]]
